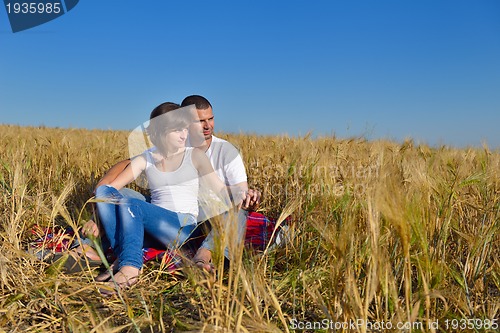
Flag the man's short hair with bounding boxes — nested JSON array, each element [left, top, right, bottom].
[[181, 95, 212, 110]]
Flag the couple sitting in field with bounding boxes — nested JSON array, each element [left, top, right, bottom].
[[81, 95, 261, 295]]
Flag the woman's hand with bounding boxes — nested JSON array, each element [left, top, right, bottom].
[[81, 220, 100, 238]]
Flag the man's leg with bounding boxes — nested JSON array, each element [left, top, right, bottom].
[[196, 209, 248, 266], [181, 221, 211, 256]]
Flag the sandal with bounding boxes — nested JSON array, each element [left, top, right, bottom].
[[99, 271, 139, 296]]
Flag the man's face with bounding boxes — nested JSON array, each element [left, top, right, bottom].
[[195, 107, 214, 141]]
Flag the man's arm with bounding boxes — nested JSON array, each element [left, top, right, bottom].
[[211, 140, 261, 211], [221, 145, 261, 211], [95, 159, 131, 191]]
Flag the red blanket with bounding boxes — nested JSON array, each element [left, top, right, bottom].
[[30, 212, 287, 270]]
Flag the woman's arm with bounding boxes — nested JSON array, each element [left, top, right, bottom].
[[94, 159, 131, 192], [192, 148, 244, 207], [192, 149, 224, 189], [108, 155, 147, 190]]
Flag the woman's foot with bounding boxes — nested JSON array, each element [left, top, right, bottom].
[[193, 247, 214, 272], [74, 244, 101, 262], [95, 259, 118, 282], [99, 266, 140, 296]]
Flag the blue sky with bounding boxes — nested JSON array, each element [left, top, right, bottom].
[[1, 1, 499, 148]]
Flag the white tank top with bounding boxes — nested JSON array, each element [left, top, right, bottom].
[[144, 148, 199, 217]]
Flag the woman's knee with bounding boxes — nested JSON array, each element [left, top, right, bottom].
[[95, 185, 119, 198]]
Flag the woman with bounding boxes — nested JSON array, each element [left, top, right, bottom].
[[95, 102, 233, 294]]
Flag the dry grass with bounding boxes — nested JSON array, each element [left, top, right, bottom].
[[0, 124, 498, 332]]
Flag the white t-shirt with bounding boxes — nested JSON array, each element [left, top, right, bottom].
[[144, 148, 199, 218], [204, 136, 247, 186], [143, 135, 247, 221]]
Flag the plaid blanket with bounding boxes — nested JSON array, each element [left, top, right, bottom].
[[29, 225, 75, 260], [29, 212, 287, 267], [245, 211, 280, 251]]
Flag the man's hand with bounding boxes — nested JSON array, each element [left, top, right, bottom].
[[241, 188, 261, 211]]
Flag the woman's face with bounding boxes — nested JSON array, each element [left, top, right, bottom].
[[164, 127, 188, 150]]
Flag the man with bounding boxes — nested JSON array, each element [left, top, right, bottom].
[[83, 95, 261, 270]]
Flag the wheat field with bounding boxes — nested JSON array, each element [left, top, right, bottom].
[[0, 124, 498, 332]]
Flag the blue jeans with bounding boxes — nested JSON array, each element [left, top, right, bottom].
[[95, 185, 196, 270], [116, 189, 247, 259]]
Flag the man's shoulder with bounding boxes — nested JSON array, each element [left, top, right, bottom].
[[211, 135, 228, 144], [211, 136, 240, 154], [208, 136, 245, 172]]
